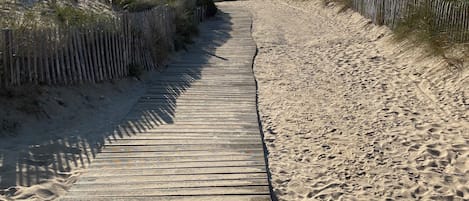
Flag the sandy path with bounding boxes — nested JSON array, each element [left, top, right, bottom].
[[218, 0, 469, 200]]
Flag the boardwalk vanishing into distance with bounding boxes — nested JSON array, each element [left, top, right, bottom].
[[60, 4, 272, 201]]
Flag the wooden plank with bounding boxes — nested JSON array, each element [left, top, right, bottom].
[[102, 139, 263, 146], [70, 179, 268, 190], [101, 144, 264, 152], [94, 152, 265, 159], [75, 173, 267, 184], [65, 186, 269, 197], [90, 155, 265, 164], [60, 195, 271, 201]]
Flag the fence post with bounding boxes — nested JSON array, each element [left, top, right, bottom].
[[2, 29, 13, 88]]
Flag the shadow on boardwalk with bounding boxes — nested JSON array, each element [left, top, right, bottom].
[[0, 11, 234, 195]]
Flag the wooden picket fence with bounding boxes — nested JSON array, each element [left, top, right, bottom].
[[0, 5, 207, 88], [350, 0, 469, 41]]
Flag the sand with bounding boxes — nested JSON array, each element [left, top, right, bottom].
[[218, 0, 469, 200], [0, 77, 148, 200]]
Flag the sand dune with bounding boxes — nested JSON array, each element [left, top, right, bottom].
[[219, 0, 469, 200]]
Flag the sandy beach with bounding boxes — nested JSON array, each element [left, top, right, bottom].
[[219, 0, 469, 200]]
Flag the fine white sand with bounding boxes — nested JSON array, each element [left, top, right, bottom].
[[220, 0, 469, 200]]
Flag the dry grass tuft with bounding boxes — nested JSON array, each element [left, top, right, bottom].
[[393, 1, 469, 69], [321, 0, 353, 12]]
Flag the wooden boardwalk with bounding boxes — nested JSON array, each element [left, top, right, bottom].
[[60, 5, 271, 201]]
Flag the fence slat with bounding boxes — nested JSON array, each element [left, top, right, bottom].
[[462, 4, 469, 41], [100, 30, 108, 81], [103, 30, 111, 80], [94, 30, 103, 82], [65, 30, 75, 84], [73, 30, 84, 83], [45, 29, 52, 85], [53, 28, 61, 84], [76, 30, 87, 82], [122, 14, 129, 76], [117, 27, 124, 78], [79, 30, 90, 82], [112, 30, 119, 79], [14, 30, 20, 86], [84, 30, 95, 83], [39, 30, 47, 84], [2, 29, 13, 87], [116, 29, 123, 78]]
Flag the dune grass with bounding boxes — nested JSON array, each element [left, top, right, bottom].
[[321, 0, 352, 12], [392, 1, 468, 64], [393, 2, 448, 56], [321, 0, 468, 64]]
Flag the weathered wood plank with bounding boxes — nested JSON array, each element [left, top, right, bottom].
[[65, 186, 269, 196], [70, 179, 269, 190], [60, 195, 271, 201]]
